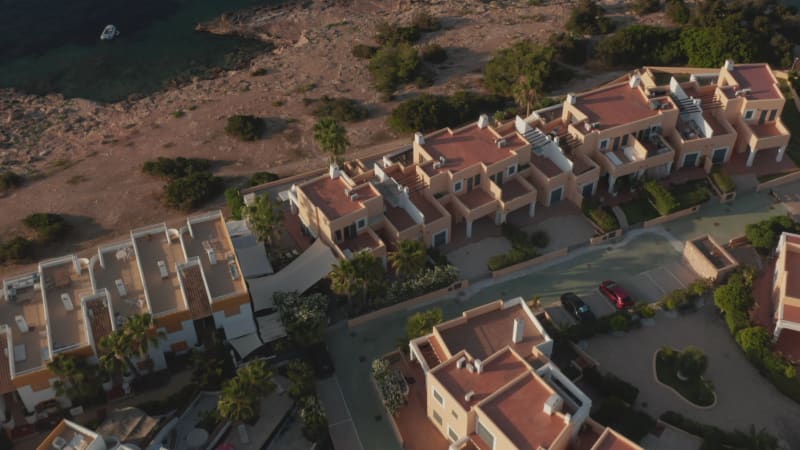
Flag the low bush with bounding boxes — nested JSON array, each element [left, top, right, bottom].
[[247, 171, 280, 187], [745, 215, 800, 254], [547, 33, 588, 65], [665, 0, 690, 24], [351, 44, 378, 59], [164, 172, 223, 211], [635, 302, 656, 319], [374, 22, 420, 46], [0, 171, 23, 192], [0, 237, 35, 263], [488, 223, 541, 271], [660, 411, 779, 450], [596, 25, 683, 67], [631, 0, 661, 15], [225, 115, 265, 141], [582, 367, 639, 404], [564, 312, 634, 341], [225, 188, 245, 220], [23, 213, 70, 242], [710, 168, 736, 193], [368, 43, 422, 95], [142, 157, 211, 180], [389, 91, 508, 133], [530, 230, 549, 249], [372, 359, 406, 415], [311, 96, 369, 122], [483, 40, 561, 98], [673, 179, 712, 209], [410, 10, 441, 32], [644, 180, 679, 215], [566, 0, 614, 35], [382, 265, 459, 306], [250, 67, 267, 76], [420, 44, 447, 63], [592, 397, 655, 442], [582, 199, 619, 232]]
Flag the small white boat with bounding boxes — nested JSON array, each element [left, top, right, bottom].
[[100, 24, 120, 41]]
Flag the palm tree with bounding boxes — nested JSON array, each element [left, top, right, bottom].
[[330, 252, 385, 307], [244, 194, 284, 246], [99, 313, 164, 378], [124, 313, 165, 363], [217, 361, 275, 438], [512, 74, 539, 117], [99, 330, 135, 378], [313, 118, 349, 163], [48, 354, 102, 404], [389, 239, 427, 278]]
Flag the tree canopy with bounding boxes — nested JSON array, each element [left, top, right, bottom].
[[745, 215, 800, 254], [406, 307, 443, 341], [244, 194, 284, 246], [313, 117, 350, 162], [368, 43, 422, 95], [484, 40, 559, 98], [389, 239, 427, 278], [273, 292, 328, 347]]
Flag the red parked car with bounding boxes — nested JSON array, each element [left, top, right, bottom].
[[599, 280, 634, 309]]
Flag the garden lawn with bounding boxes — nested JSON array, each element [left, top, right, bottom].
[[620, 197, 660, 224], [671, 179, 711, 209], [655, 349, 715, 407]]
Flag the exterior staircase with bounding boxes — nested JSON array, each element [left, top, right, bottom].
[[698, 92, 722, 110], [677, 97, 702, 115], [524, 127, 550, 149]]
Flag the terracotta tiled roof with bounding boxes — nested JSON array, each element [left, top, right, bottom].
[[0, 332, 14, 394], [180, 265, 211, 320], [300, 176, 366, 219], [729, 64, 781, 100], [574, 83, 666, 130], [591, 428, 642, 450], [85, 296, 113, 346], [424, 125, 522, 174]]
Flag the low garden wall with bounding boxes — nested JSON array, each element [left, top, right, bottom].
[[346, 280, 470, 328], [707, 177, 736, 203], [589, 229, 624, 245], [643, 204, 701, 228], [490, 248, 569, 278], [755, 170, 800, 192], [371, 350, 405, 447]]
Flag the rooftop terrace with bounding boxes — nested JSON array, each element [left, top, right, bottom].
[[574, 83, 668, 130], [182, 214, 245, 301], [409, 192, 444, 224], [41, 258, 92, 353], [300, 176, 377, 220], [133, 227, 186, 317], [479, 373, 566, 450], [1, 272, 49, 375], [729, 64, 781, 101], [423, 125, 523, 174], [93, 241, 148, 319]]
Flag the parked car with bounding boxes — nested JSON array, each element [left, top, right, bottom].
[[560, 293, 596, 322], [599, 280, 635, 309]]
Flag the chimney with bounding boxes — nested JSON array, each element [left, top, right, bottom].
[[474, 359, 483, 374], [464, 391, 475, 402], [567, 93, 576, 105], [629, 74, 641, 89], [543, 394, 563, 415], [512, 318, 524, 343], [724, 59, 735, 72], [466, 362, 475, 373], [496, 138, 507, 148], [329, 163, 340, 179], [477, 114, 490, 129], [456, 357, 466, 369], [414, 132, 425, 145]]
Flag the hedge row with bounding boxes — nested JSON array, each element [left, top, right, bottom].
[[710, 169, 736, 194], [487, 223, 548, 271], [644, 180, 679, 215], [660, 411, 779, 450]]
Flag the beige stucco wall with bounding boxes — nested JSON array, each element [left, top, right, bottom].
[[426, 369, 470, 441]]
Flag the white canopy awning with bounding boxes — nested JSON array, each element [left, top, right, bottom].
[[256, 314, 287, 343], [231, 234, 273, 279], [229, 333, 264, 359], [223, 314, 263, 358], [249, 239, 337, 312]]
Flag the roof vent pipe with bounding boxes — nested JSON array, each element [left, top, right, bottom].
[[567, 93, 576, 105], [629, 74, 641, 88], [724, 59, 735, 72], [477, 114, 490, 129], [414, 132, 425, 145], [329, 163, 340, 179], [474, 359, 483, 374]]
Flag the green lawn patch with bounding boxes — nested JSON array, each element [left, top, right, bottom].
[[671, 179, 711, 209], [620, 197, 659, 224], [655, 348, 715, 407], [709, 169, 735, 193]]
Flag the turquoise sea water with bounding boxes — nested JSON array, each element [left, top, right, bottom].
[[0, 0, 275, 102]]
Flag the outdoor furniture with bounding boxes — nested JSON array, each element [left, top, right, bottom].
[[15, 315, 29, 333], [14, 344, 26, 362], [158, 260, 168, 279], [115, 279, 126, 297], [61, 293, 74, 311]]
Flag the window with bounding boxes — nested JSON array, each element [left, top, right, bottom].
[[433, 230, 447, 247], [432, 410, 443, 425], [474, 174, 481, 186], [769, 109, 777, 121], [744, 109, 755, 120], [335, 230, 343, 242], [356, 218, 366, 230], [612, 136, 620, 150], [621, 134, 629, 146], [476, 419, 495, 449], [507, 164, 517, 176], [433, 387, 444, 406], [448, 427, 459, 442], [454, 180, 463, 193], [599, 139, 609, 150], [451, 410, 458, 419]]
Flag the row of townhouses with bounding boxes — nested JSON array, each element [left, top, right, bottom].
[[0, 211, 254, 413], [286, 61, 790, 265]]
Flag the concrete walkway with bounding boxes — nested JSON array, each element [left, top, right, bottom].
[[611, 205, 629, 229], [584, 305, 800, 447]]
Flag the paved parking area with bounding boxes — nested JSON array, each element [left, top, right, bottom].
[[620, 261, 698, 304]]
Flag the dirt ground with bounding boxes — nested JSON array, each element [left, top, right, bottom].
[[0, 0, 662, 277]]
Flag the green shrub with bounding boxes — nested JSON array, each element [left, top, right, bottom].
[[250, 68, 268, 76], [420, 44, 447, 63], [609, 314, 630, 332], [165, 172, 223, 211], [665, 0, 690, 24], [351, 44, 378, 59], [631, 0, 661, 15], [661, 288, 689, 311], [0, 170, 23, 192], [710, 169, 735, 193], [0, 237, 35, 263], [547, 33, 588, 65], [389, 91, 508, 133], [225, 188, 245, 220], [582, 199, 619, 232], [142, 157, 211, 179], [644, 180, 679, 215], [368, 43, 422, 95], [410, 10, 441, 32], [677, 346, 708, 378], [225, 115, 265, 141], [745, 215, 800, 254], [484, 40, 560, 97], [582, 367, 639, 404], [566, 0, 614, 35], [406, 308, 443, 341], [596, 25, 683, 67], [593, 397, 655, 442], [172, 110, 185, 118], [23, 213, 70, 242], [660, 411, 779, 450], [311, 96, 369, 122], [636, 303, 656, 319], [530, 230, 549, 249], [246, 172, 280, 187], [374, 22, 420, 46], [381, 265, 459, 307], [487, 247, 539, 271]]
